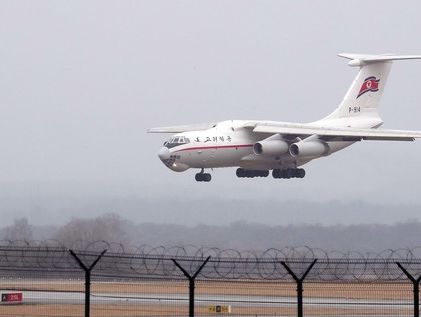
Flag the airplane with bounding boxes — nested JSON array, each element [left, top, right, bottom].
[[148, 53, 421, 182]]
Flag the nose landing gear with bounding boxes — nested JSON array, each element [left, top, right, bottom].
[[195, 169, 212, 182]]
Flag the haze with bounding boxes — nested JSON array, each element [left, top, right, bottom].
[[1, 1, 421, 227]]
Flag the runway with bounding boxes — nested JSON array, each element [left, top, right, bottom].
[[2, 289, 412, 310]]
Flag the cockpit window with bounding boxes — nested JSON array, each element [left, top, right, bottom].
[[164, 135, 190, 148]]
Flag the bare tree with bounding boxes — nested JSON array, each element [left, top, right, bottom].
[[4, 218, 33, 241], [54, 213, 129, 247]]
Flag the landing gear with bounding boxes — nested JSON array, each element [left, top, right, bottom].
[[195, 173, 211, 182], [195, 169, 212, 182], [236, 168, 269, 178], [272, 168, 305, 179]]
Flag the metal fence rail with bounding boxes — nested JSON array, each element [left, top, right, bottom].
[[0, 240, 421, 316]]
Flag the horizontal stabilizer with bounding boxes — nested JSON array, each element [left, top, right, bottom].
[[338, 53, 421, 66]]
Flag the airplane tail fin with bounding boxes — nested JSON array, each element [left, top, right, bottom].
[[322, 53, 421, 127]]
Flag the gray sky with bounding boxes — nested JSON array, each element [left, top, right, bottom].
[[1, 1, 421, 226]]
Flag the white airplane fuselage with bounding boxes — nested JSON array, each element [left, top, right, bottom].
[[158, 120, 354, 172]]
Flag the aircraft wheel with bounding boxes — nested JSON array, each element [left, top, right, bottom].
[[272, 169, 281, 178], [245, 170, 253, 178], [236, 168, 245, 178], [285, 168, 295, 179], [279, 169, 286, 178], [204, 173, 212, 182], [262, 170, 269, 177], [195, 173, 203, 182], [297, 168, 306, 178]]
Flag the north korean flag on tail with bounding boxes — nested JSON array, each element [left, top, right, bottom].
[[357, 76, 380, 98]]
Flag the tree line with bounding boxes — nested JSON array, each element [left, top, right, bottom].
[[2, 213, 421, 252]]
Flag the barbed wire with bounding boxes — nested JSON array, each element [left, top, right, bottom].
[[0, 240, 421, 281]]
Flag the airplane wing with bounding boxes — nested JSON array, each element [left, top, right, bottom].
[[248, 122, 421, 141], [147, 122, 218, 133]]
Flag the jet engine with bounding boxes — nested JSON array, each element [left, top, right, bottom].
[[289, 140, 330, 157], [253, 137, 289, 156]]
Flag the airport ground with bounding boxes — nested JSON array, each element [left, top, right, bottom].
[[0, 279, 414, 316]]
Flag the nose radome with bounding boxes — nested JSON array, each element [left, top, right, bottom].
[[158, 147, 170, 160]]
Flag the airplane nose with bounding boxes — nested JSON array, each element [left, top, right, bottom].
[[158, 147, 170, 160]]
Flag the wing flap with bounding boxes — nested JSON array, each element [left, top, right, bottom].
[[253, 123, 421, 141]]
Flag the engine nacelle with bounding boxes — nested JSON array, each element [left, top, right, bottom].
[[253, 139, 289, 156], [289, 140, 330, 157]]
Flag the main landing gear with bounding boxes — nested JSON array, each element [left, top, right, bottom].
[[272, 168, 305, 179], [236, 168, 269, 178], [195, 169, 212, 182]]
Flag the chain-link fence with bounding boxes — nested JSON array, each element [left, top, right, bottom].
[[1, 240, 421, 316]]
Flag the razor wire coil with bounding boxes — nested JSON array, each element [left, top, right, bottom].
[[0, 240, 420, 281]]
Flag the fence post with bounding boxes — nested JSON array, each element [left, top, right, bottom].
[[172, 256, 211, 317], [281, 259, 317, 317], [69, 249, 107, 317], [397, 262, 421, 317]]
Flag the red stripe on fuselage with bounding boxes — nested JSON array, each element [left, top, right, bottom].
[[174, 144, 253, 153]]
